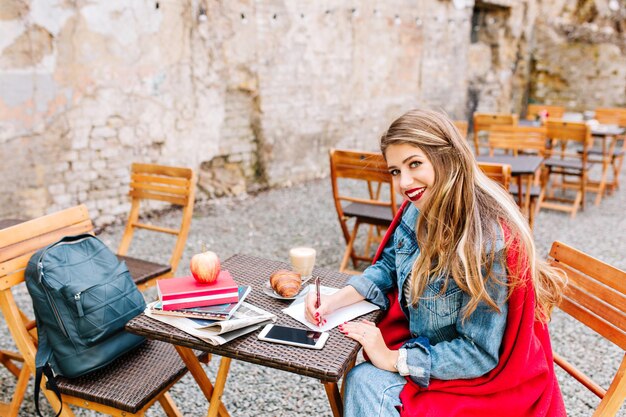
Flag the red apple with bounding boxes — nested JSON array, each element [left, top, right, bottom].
[[190, 251, 220, 284]]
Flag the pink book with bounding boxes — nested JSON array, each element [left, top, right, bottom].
[[157, 270, 239, 310]]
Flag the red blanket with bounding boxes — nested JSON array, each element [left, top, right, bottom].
[[372, 202, 565, 416]]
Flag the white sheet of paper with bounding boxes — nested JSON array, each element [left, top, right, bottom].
[[282, 285, 380, 332]]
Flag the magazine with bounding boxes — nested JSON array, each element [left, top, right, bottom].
[[149, 285, 252, 320], [145, 301, 276, 346]]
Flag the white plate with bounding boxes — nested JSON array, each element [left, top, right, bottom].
[[262, 281, 309, 300]]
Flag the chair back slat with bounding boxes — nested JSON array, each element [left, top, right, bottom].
[[131, 173, 190, 187], [550, 241, 624, 289], [549, 241, 626, 350], [0, 206, 90, 254], [131, 163, 194, 179], [526, 104, 565, 121], [545, 120, 592, 144], [488, 125, 548, 156], [0, 206, 93, 266], [477, 162, 512, 190], [595, 107, 626, 127], [331, 150, 392, 183], [472, 113, 518, 155]]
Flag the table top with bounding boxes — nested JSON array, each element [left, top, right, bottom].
[[126, 254, 381, 382], [476, 155, 544, 176], [591, 124, 625, 136]]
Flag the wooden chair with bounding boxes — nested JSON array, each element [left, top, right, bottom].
[[592, 107, 626, 195], [329, 149, 398, 274], [0, 205, 216, 417], [539, 120, 592, 218], [526, 104, 565, 121], [117, 163, 197, 291], [477, 162, 512, 190], [453, 120, 469, 139], [547, 241, 626, 416], [472, 112, 518, 155], [488, 125, 549, 229]]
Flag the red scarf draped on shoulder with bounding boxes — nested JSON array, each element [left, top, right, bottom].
[[372, 201, 565, 417]]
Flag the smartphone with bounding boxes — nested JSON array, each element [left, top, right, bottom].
[[258, 324, 329, 350]]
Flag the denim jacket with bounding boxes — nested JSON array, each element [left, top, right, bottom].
[[347, 204, 508, 388]]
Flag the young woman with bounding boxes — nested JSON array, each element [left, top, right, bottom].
[[306, 109, 567, 416]]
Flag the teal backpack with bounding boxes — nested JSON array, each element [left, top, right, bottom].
[[25, 234, 146, 416]]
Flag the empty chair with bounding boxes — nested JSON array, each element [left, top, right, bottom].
[[526, 104, 565, 121], [0, 205, 213, 417], [539, 120, 592, 218], [477, 162, 512, 190], [472, 112, 519, 155], [547, 241, 626, 416], [329, 149, 398, 274], [117, 163, 197, 290]]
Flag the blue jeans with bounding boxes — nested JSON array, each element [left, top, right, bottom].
[[344, 362, 407, 417]]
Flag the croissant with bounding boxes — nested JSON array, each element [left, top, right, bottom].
[[270, 270, 302, 297]]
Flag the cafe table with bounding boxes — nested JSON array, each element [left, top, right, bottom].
[[126, 254, 381, 417], [476, 155, 544, 215]]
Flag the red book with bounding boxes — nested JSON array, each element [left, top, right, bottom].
[[157, 270, 239, 310]]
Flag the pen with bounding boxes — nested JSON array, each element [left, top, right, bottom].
[[315, 276, 321, 309]]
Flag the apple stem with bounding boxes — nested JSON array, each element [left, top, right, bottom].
[[200, 241, 207, 252]]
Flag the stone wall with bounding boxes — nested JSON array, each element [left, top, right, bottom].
[[1, 0, 624, 223], [530, 0, 626, 111]]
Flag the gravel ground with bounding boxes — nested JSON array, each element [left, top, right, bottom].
[[1, 167, 625, 416]]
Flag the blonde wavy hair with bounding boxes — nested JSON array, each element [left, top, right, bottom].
[[380, 109, 566, 322]]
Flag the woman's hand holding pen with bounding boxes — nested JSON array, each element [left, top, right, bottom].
[[304, 281, 333, 327], [339, 319, 399, 372], [305, 285, 367, 326]]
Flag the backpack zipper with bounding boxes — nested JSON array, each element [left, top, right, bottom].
[[38, 261, 69, 338], [74, 292, 85, 317]]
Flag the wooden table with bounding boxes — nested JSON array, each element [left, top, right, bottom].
[[126, 254, 381, 417], [476, 155, 544, 212]]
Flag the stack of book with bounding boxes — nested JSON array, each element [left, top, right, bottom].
[[154, 270, 249, 320], [147, 270, 275, 346]]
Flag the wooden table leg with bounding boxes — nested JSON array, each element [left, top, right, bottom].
[[323, 381, 343, 417], [207, 357, 231, 417], [174, 346, 231, 417]]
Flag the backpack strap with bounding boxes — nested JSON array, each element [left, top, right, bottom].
[[33, 304, 63, 416], [34, 363, 63, 417]]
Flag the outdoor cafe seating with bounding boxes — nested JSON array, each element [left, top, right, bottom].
[[117, 162, 197, 291], [539, 119, 592, 218], [329, 149, 398, 274], [472, 112, 519, 155], [525, 104, 565, 121], [0, 205, 212, 417], [486, 124, 549, 229]]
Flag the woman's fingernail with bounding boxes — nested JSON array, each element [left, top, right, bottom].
[[323, 320, 327, 324], [315, 312, 319, 317]]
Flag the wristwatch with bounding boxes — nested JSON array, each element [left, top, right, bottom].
[[394, 348, 410, 376]]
